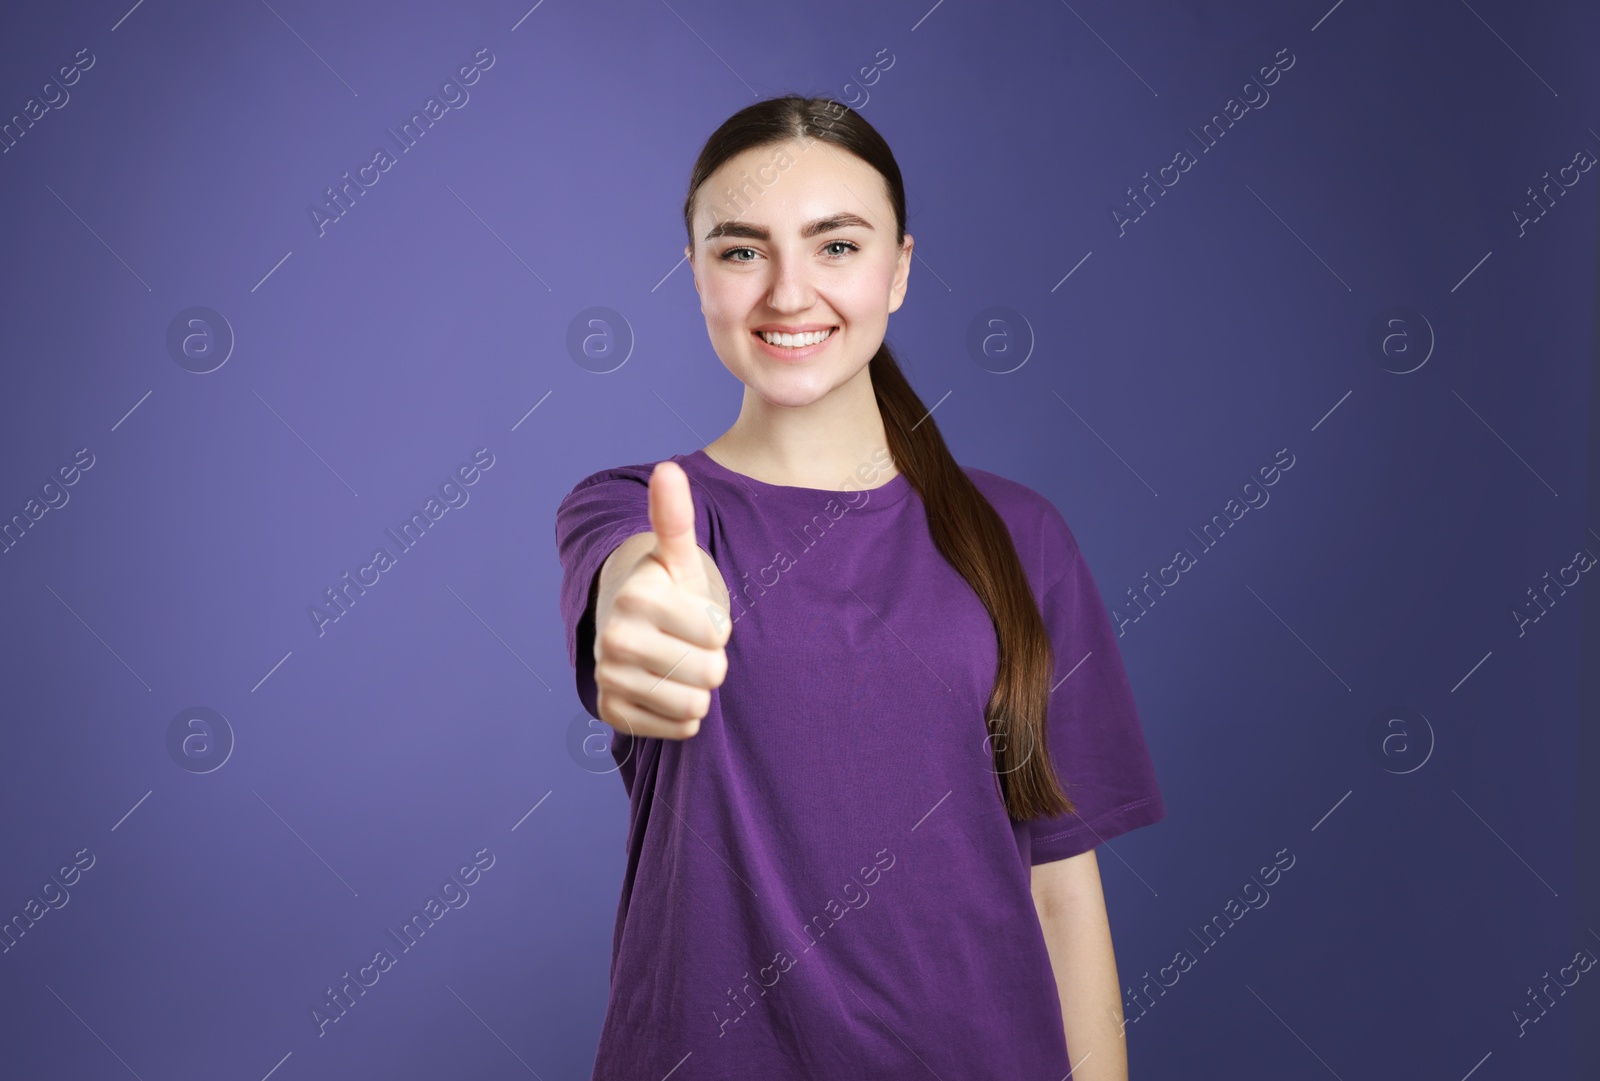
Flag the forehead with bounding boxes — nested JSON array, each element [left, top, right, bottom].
[[694, 139, 890, 229]]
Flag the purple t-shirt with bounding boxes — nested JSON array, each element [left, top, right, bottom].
[[555, 448, 1165, 1080]]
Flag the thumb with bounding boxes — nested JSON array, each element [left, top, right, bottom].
[[647, 461, 705, 588]]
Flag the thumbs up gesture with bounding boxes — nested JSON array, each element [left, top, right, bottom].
[[593, 461, 731, 740]]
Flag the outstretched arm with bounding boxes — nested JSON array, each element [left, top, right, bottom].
[[1032, 849, 1128, 1080]]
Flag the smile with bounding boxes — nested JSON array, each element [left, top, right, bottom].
[[754, 327, 836, 348]]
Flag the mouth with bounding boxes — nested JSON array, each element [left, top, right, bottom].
[[751, 326, 838, 357]]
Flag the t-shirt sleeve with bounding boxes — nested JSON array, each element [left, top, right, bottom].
[[554, 466, 658, 719], [1026, 510, 1167, 865]]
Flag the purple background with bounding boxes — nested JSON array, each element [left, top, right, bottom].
[[2, 1, 1596, 1078]]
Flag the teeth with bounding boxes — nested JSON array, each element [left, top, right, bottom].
[[759, 328, 833, 348]]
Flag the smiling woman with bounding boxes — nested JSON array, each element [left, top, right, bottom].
[[555, 94, 1166, 1081]]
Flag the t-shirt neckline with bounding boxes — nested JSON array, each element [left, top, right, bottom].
[[684, 447, 913, 510]]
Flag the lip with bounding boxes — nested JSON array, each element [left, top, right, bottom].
[[751, 325, 838, 362]]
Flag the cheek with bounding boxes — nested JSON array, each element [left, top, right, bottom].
[[701, 278, 757, 321], [842, 263, 898, 309], [697, 293, 739, 328]]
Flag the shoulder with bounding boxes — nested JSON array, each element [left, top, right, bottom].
[[960, 464, 1083, 589], [561, 460, 657, 499], [556, 463, 655, 531], [962, 464, 1043, 510], [558, 453, 700, 510], [556, 453, 716, 535], [961, 465, 1079, 548], [562, 451, 727, 501]]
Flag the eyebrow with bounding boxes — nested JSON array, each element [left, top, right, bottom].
[[702, 212, 875, 242]]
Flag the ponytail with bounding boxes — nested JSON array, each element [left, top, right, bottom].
[[869, 343, 1074, 819]]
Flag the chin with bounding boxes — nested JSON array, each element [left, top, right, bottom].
[[748, 373, 835, 407]]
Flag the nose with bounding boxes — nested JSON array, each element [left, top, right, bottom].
[[763, 250, 818, 312]]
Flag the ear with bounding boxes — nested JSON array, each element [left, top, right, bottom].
[[886, 233, 913, 314], [685, 243, 701, 297]]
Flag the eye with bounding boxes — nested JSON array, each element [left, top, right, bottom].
[[717, 240, 861, 263]]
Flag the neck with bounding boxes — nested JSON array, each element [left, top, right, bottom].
[[708, 368, 897, 489]]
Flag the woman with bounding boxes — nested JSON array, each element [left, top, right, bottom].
[[555, 94, 1165, 1080]]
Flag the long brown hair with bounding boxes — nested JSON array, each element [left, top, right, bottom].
[[681, 95, 1074, 822]]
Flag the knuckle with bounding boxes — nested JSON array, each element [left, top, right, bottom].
[[595, 625, 624, 660], [593, 659, 621, 691]]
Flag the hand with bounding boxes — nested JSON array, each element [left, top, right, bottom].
[[593, 461, 731, 740]]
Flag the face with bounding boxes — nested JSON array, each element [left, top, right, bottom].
[[685, 138, 913, 409]]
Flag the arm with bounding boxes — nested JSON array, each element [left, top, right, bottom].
[[1032, 849, 1128, 1081]]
